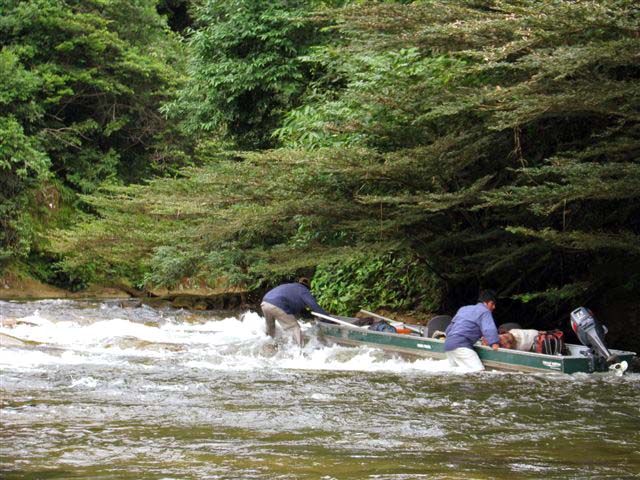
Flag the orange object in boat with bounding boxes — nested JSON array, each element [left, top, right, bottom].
[[395, 328, 413, 334]]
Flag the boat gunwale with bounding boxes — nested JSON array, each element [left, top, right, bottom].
[[314, 318, 636, 361]]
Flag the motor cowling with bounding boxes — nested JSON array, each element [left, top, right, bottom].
[[570, 307, 618, 364]]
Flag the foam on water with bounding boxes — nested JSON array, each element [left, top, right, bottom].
[[2, 300, 639, 480], [0, 303, 457, 374]]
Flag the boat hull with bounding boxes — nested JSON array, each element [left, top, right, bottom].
[[315, 319, 636, 374]]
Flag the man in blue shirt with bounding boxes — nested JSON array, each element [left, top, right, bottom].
[[261, 277, 330, 346], [444, 290, 500, 372]]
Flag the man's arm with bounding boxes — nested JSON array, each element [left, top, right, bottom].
[[480, 312, 500, 349], [301, 290, 330, 316]]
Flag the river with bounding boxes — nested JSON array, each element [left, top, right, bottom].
[[1, 299, 638, 479]]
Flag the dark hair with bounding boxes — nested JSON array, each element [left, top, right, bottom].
[[478, 290, 497, 304]]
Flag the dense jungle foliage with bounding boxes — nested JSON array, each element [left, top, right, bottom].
[[2, 0, 639, 344], [0, 0, 189, 277]]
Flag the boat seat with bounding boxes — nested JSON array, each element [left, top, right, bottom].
[[498, 322, 522, 333], [425, 315, 452, 338]]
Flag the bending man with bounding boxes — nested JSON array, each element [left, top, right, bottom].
[[444, 290, 500, 372], [260, 277, 330, 346], [498, 329, 539, 351]]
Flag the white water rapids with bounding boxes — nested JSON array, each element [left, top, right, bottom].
[[0, 299, 457, 374], [1, 299, 639, 480]]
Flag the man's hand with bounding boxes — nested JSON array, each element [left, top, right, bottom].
[[492, 343, 499, 350]]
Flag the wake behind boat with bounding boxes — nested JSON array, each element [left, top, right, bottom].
[[312, 310, 636, 375]]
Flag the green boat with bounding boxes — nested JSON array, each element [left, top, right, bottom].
[[312, 311, 636, 375]]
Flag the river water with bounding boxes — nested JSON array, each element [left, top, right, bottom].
[[0, 300, 638, 479]]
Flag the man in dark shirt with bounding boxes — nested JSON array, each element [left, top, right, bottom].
[[260, 277, 330, 346], [444, 290, 500, 372]]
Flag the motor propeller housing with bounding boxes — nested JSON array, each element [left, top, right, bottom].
[[570, 307, 618, 364]]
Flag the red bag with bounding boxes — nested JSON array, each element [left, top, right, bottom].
[[534, 330, 565, 355]]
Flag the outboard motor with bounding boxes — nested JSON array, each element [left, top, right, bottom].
[[570, 307, 618, 364]]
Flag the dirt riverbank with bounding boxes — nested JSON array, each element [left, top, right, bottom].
[[0, 273, 247, 311], [0, 273, 130, 301]]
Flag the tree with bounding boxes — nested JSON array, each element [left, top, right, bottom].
[[274, 0, 640, 316], [0, 49, 50, 261], [51, 1, 640, 337], [0, 0, 188, 267], [168, 0, 335, 149]]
